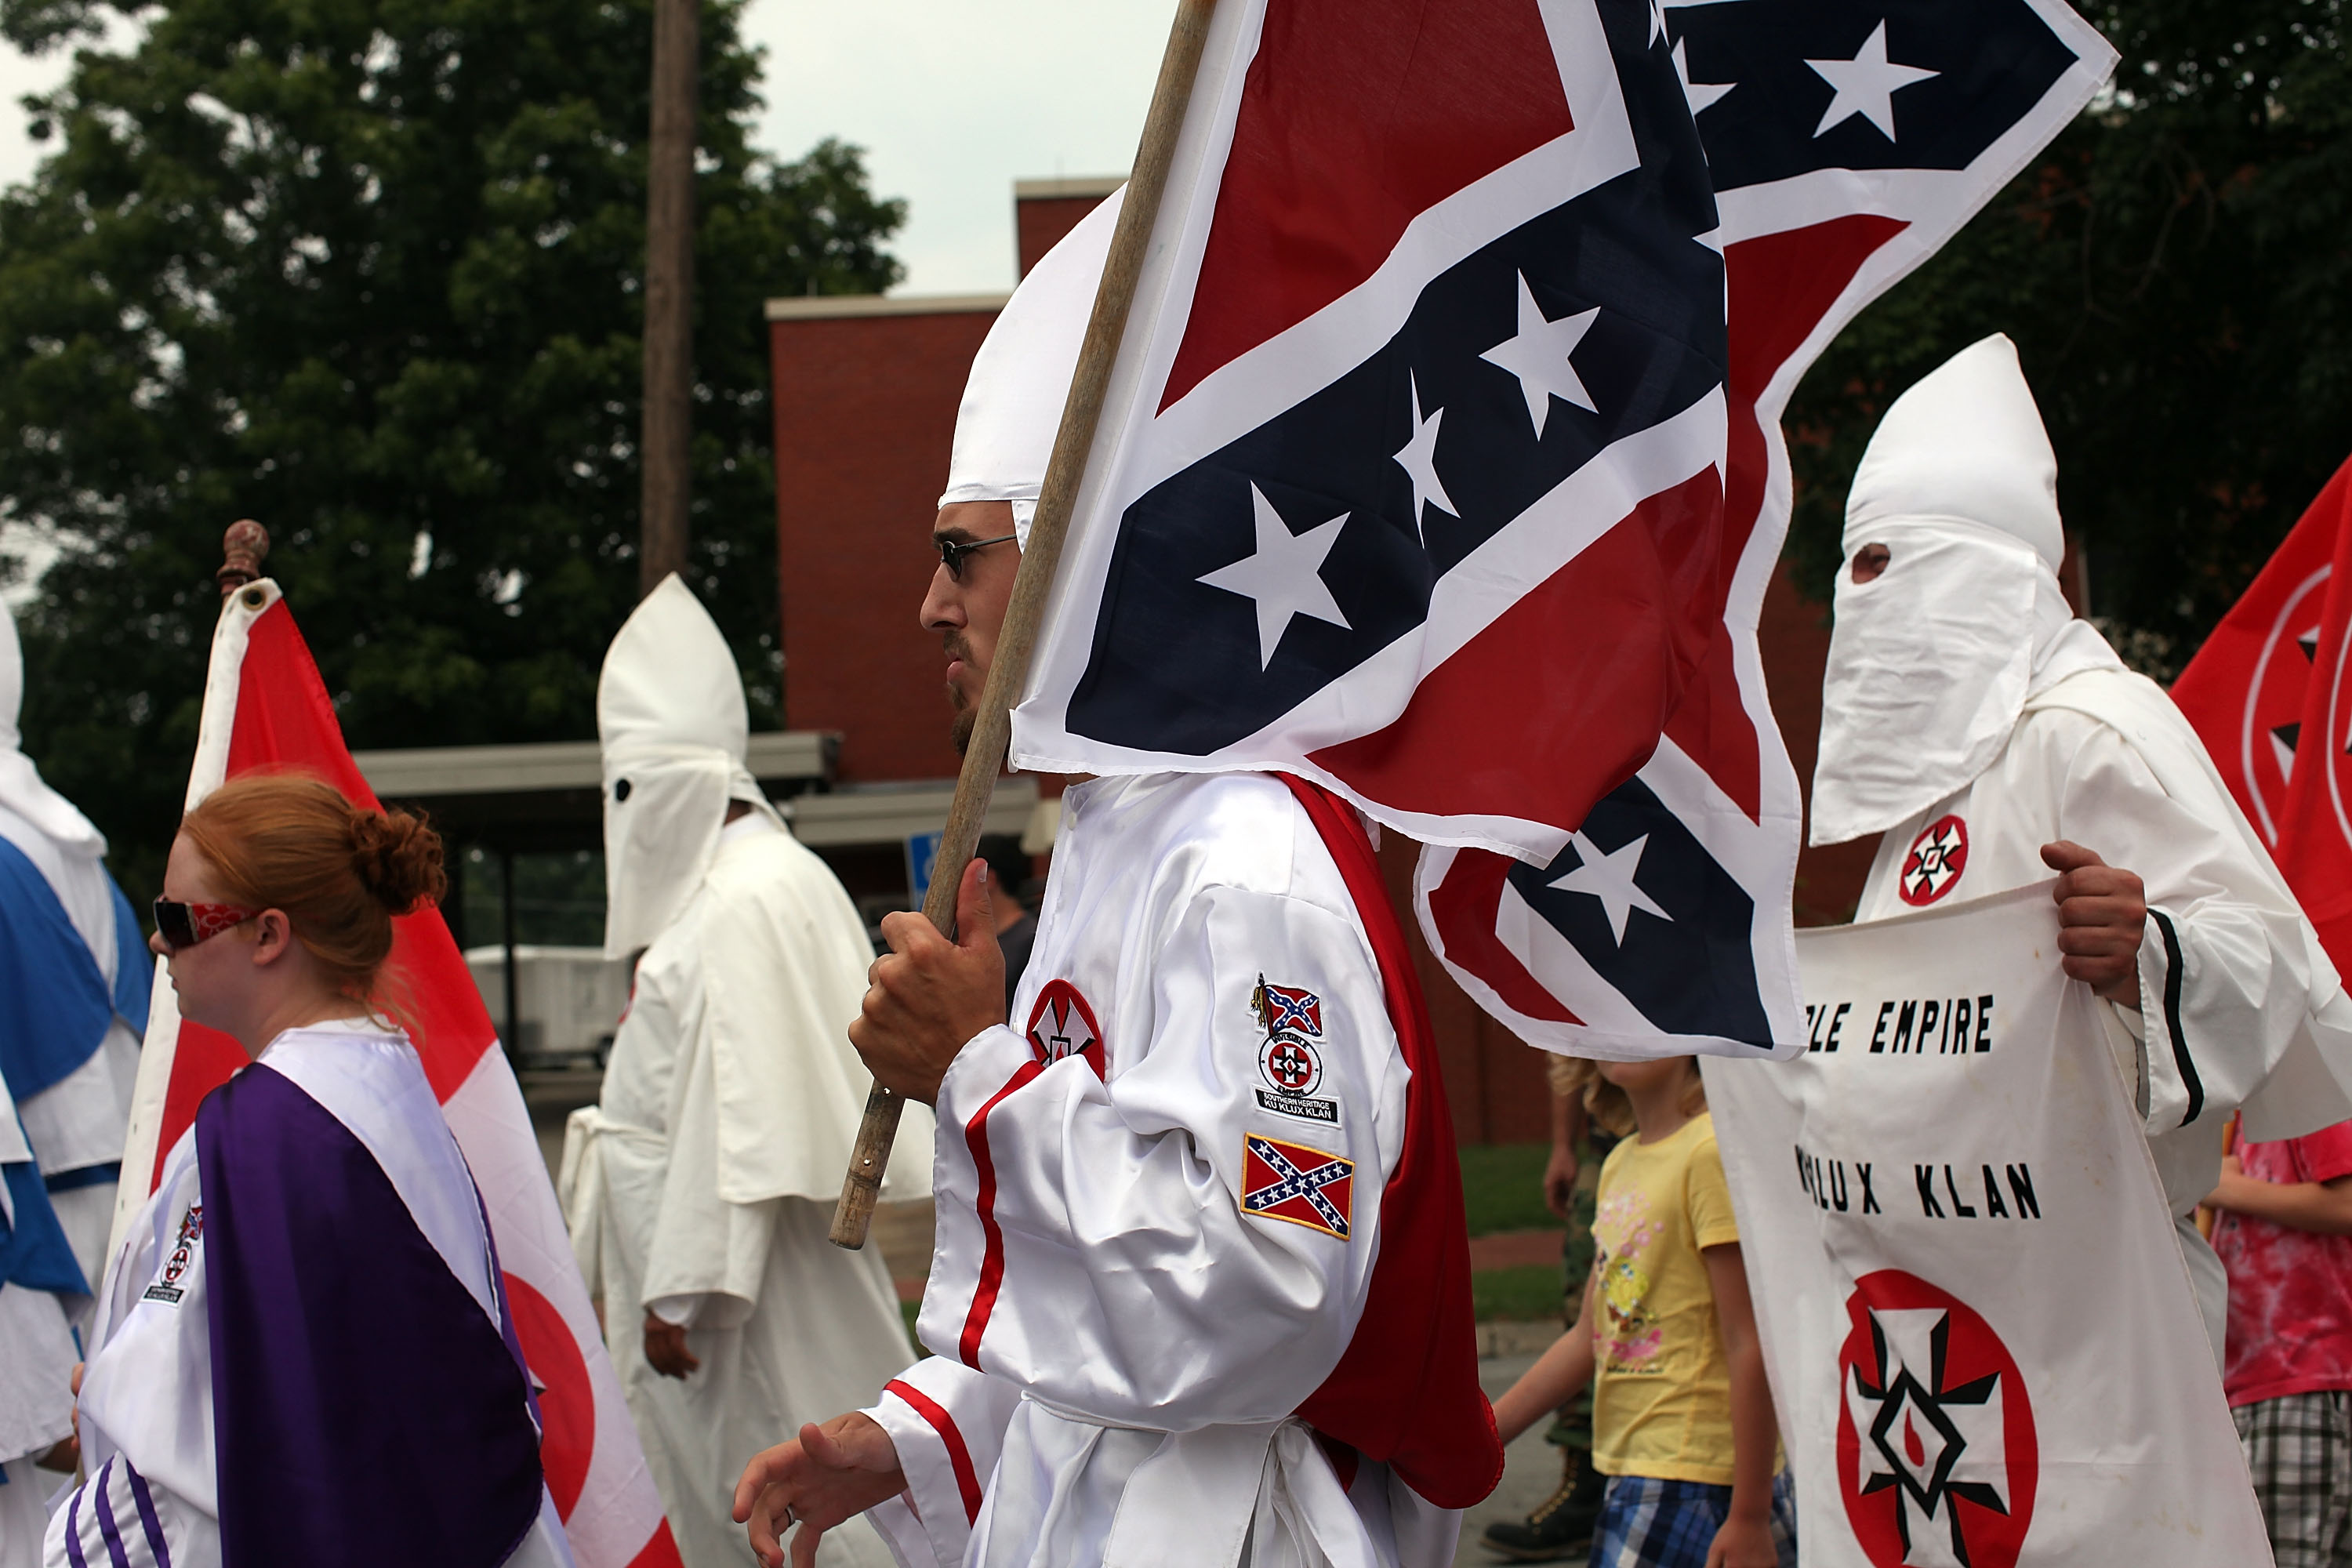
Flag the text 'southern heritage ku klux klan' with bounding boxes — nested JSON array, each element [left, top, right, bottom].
[[1002, 0, 2115, 1061]]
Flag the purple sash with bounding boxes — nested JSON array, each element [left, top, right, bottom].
[[197, 1062, 543, 1566]]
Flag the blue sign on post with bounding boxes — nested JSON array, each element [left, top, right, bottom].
[[906, 830, 943, 910]]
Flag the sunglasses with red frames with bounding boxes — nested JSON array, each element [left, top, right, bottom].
[[152, 898, 261, 952]]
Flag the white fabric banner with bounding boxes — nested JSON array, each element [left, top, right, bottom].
[[1704, 881, 2270, 1568]]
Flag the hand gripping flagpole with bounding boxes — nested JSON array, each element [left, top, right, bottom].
[[829, 0, 1221, 1249]]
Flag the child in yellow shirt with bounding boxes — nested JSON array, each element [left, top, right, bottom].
[[1490, 1057, 1793, 1568]]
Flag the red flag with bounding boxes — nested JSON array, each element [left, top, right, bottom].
[[2173, 455, 2352, 967], [114, 580, 681, 1568]]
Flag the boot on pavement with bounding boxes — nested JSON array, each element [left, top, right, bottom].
[[1480, 1446, 1605, 1563]]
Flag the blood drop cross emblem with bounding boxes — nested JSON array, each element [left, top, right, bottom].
[[1024, 979, 1105, 1078], [1260, 1034, 1323, 1096], [1899, 816, 1969, 906], [1837, 1270, 2035, 1568]]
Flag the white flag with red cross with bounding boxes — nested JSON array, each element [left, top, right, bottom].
[[1703, 882, 2270, 1568], [111, 579, 681, 1568]]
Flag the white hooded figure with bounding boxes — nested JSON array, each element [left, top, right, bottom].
[[0, 598, 148, 1554], [0, 597, 148, 1297], [558, 575, 931, 1568], [1813, 333, 2352, 1359]]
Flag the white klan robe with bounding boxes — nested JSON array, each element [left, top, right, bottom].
[[0, 597, 148, 1321], [1813, 334, 2352, 1357], [858, 772, 1495, 1568], [558, 575, 932, 1568], [862, 201, 1498, 1568], [1, 1065, 81, 1560]]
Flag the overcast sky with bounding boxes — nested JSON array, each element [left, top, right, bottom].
[[0, 2, 1174, 295]]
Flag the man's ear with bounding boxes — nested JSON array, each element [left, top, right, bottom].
[[250, 909, 297, 967]]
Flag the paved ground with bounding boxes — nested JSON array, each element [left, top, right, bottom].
[[1458, 1351, 1587, 1568]]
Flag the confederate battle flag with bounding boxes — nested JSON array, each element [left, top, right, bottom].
[[1008, 0, 2114, 1059], [2173, 455, 2352, 968], [111, 578, 680, 1568]]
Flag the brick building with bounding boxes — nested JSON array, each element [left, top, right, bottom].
[[768, 177, 1876, 1145]]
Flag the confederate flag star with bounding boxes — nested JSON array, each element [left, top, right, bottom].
[[1196, 484, 1352, 670], [1550, 831, 1671, 946], [1392, 371, 1458, 543], [1481, 272, 1599, 440], [1806, 20, 1938, 140]]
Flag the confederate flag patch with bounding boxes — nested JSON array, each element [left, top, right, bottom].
[[1240, 1133, 1353, 1240]]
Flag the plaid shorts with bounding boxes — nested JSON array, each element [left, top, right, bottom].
[[2237, 1389, 2352, 1568], [1588, 1471, 1798, 1568]]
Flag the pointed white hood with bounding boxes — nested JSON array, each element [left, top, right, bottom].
[[0, 595, 104, 858], [597, 575, 772, 956], [1811, 334, 2121, 845], [937, 186, 1123, 547]]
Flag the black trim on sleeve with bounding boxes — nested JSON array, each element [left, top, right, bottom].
[[2150, 910, 2202, 1127]]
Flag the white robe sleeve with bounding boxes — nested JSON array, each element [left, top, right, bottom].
[[45, 1448, 220, 1567], [2054, 723, 2319, 1140], [701, 843, 933, 1208], [917, 884, 1407, 1434], [639, 980, 779, 1328], [859, 1356, 1022, 1568]]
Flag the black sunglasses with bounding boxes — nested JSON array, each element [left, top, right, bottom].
[[153, 898, 261, 952], [935, 532, 1018, 583]]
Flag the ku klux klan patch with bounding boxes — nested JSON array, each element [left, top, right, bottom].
[[1899, 815, 1969, 907], [1025, 978, 1106, 1077], [1256, 1031, 1341, 1125], [143, 1201, 205, 1306], [1241, 1133, 1353, 1240]]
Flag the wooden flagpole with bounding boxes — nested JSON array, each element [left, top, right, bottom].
[[829, 0, 1221, 1248]]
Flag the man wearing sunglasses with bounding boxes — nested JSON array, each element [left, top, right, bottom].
[[923, 516, 1020, 757], [0, 597, 154, 1546], [735, 186, 1497, 1568]]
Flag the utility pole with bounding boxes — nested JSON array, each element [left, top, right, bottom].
[[640, 0, 696, 596]]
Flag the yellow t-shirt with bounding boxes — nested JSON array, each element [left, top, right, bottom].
[[1588, 1112, 1743, 1485]]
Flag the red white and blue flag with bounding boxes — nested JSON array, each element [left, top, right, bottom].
[[112, 581, 681, 1568], [1010, 0, 2114, 1058]]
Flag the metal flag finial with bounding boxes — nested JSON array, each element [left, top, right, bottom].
[[217, 520, 270, 598]]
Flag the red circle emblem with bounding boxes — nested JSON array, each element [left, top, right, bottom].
[[2323, 598, 2352, 861], [503, 1272, 594, 1522], [1260, 1034, 1323, 1095], [1836, 1270, 2037, 1568], [1025, 979, 1106, 1079], [2237, 566, 2329, 845], [1898, 815, 1969, 906]]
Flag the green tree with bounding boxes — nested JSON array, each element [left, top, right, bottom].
[[0, 0, 904, 900], [1784, 0, 2351, 677]]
